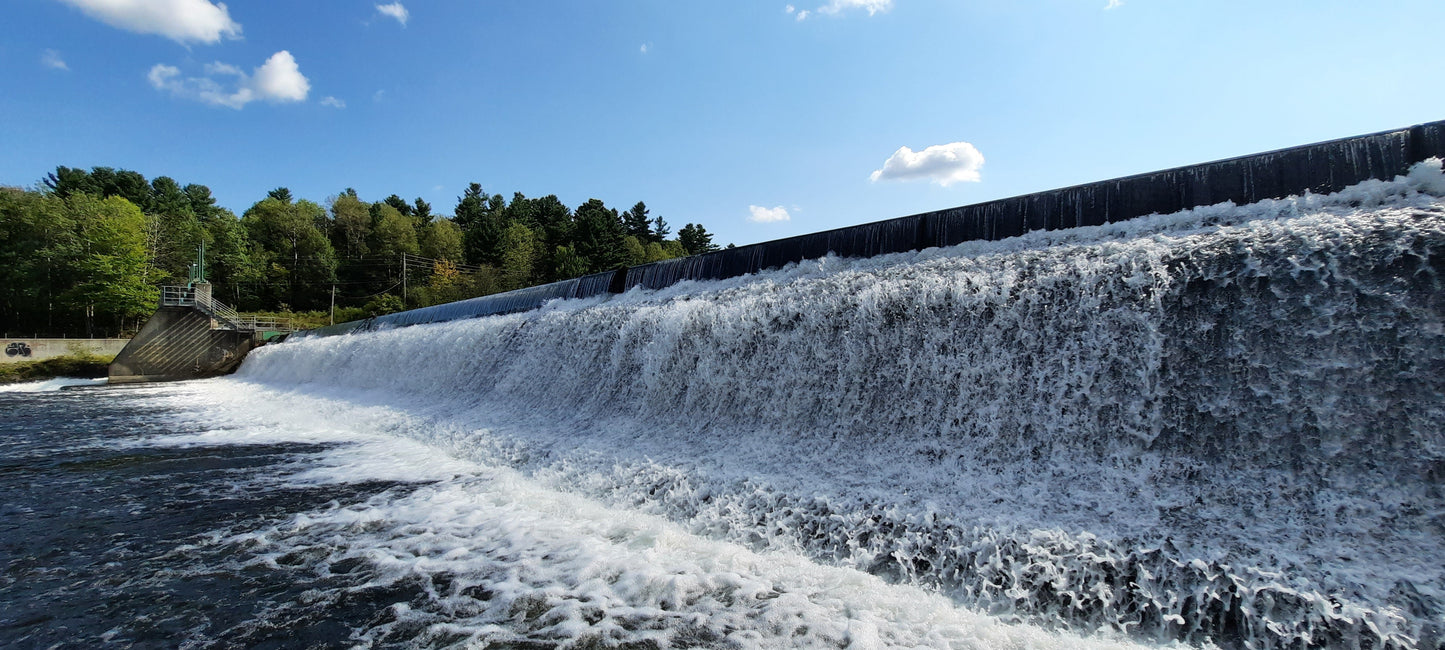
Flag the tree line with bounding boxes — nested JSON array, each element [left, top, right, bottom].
[[0, 165, 723, 337]]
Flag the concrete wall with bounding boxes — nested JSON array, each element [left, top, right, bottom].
[[292, 119, 1445, 340], [1, 338, 129, 364], [108, 307, 253, 384]]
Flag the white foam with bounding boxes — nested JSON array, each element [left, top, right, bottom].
[[0, 376, 107, 393], [215, 163, 1445, 648]]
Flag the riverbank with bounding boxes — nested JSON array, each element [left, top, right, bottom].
[[0, 354, 111, 385]]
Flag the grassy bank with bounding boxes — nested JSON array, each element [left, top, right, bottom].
[[0, 354, 113, 385]]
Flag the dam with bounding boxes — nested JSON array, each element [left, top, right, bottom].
[[235, 146, 1445, 645], [5, 125, 1441, 649]]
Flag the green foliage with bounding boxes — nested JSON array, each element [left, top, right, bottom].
[[145, 176, 205, 282], [457, 184, 504, 266], [419, 219, 463, 263], [361, 293, 404, 317], [241, 197, 337, 310], [0, 353, 111, 385], [383, 194, 413, 217], [623, 236, 646, 266], [370, 203, 419, 257], [551, 244, 588, 280], [679, 223, 719, 255], [498, 222, 538, 290], [328, 192, 371, 259], [63, 195, 157, 324], [7, 164, 726, 335], [572, 198, 628, 273], [623, 201, 652, 240]]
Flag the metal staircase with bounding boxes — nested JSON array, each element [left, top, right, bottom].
[[160, 285, 248, 331]]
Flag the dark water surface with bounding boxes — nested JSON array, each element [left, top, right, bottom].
[[0, 384, 418, 649]]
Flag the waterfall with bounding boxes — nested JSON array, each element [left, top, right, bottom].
[[239, 162, 1445, 649]]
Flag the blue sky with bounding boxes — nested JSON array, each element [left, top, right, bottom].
[[3, 0, 1442, 246]]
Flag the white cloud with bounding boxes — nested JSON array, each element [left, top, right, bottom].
[[375, 2, 409, 26], [640, 43, 649, 54], [748, 205, 792, 223], [58, 0, 240, 44], [1105, 0, 1124, 8], [321, 96, 346, 109], [148, 50, 310, 109], [870, 141, 985, 187], [42, 49, 69, 71], [373, 89, 386, 102], [251, 51, 309, 102], [815, 0, 891, 17], [204, 61, 243, 76]]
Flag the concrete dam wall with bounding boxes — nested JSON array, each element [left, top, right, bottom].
[[292, 119, 1445, 339]]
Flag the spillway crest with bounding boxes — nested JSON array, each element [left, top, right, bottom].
[[240, 163, 1445, 649]]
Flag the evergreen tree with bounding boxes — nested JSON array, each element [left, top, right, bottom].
[[572, 198, 628, 273], [146, 176, 204, 281], [551, 244, 588, 280], [456, 183, 504, 266], [452, 183, 488, 230], [623, 201, 652, 240], [679, 223, 719, 255], [183, 184, 224, 222], [267, 187, 293, 203], [384, 194, 413, 217], [43, 166, 99, 198], [651, 215, 670, 243]]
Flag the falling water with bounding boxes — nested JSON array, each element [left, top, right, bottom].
[[225, 162, 1445, 648]]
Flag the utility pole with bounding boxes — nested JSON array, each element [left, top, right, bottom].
[[401, 253, 408, 306], [330, 284, 336, 325]]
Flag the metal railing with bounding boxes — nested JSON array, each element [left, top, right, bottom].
[[233, 316, 296, 332], [160, 286, 246, 331]]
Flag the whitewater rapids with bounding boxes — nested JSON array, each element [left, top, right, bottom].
[[233, 162, 1445, 648]]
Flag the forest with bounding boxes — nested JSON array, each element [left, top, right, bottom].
[[0, 166, 723, 337]]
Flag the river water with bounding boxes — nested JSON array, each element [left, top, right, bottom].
[[0, 379, 1152, 649], [3, 164, 1443, 649]]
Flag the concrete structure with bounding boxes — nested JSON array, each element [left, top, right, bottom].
[[108, 284, 261, 384], [0, 338, 129, 364]]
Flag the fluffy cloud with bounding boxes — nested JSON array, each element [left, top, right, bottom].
[[149, 51, 310, 109], [42, 49, 69, 71], [748, 205, 792, 223], [1105, 0, 1124, 8], [791, 0, 890, 20], [870, 141, 985, 186], [320, 96, 346, 109], [58, 0, 240, 44], [375, 2, 409, 26]]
